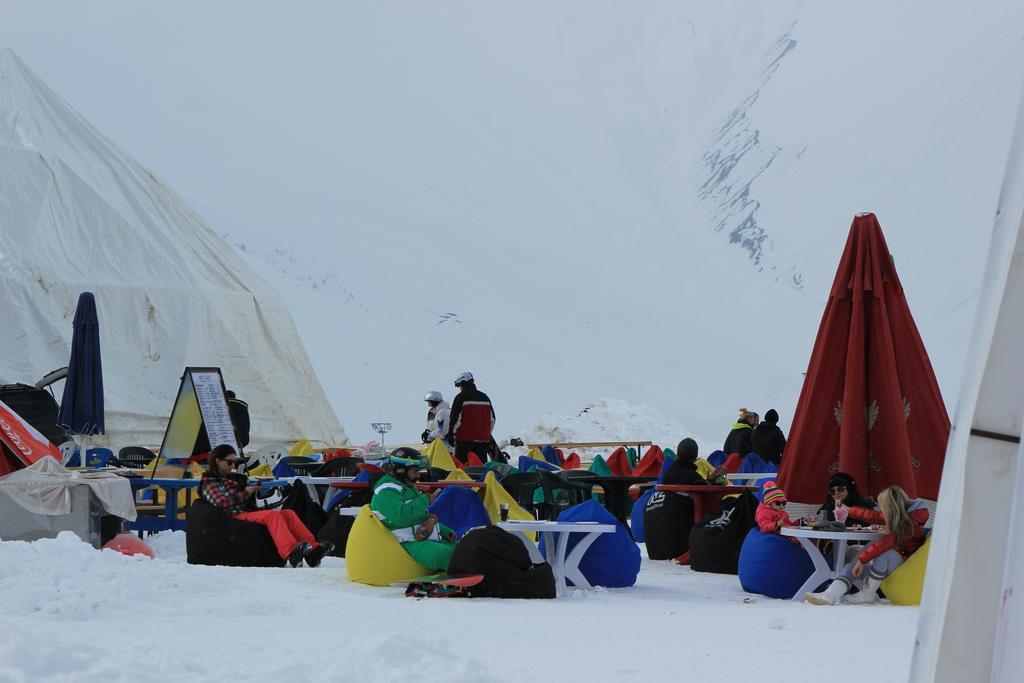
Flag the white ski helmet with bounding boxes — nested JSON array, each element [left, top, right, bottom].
[[454, 371, 474, 386], [424, 390, 443, 403]]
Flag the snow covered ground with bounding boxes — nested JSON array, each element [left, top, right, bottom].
[[0, 532, 917, 682]]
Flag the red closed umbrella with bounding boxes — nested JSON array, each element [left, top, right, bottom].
[[778, 213, 950, 503]]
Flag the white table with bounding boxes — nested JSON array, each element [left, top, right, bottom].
[[498, 520, 616, 597], [781, 526, 886, 602]]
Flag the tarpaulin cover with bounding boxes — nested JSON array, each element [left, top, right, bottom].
[[539, 499, 640, 587], [428, 486, 489, 538], [0, 50, 346, 448], [778, 213, 950, 503]]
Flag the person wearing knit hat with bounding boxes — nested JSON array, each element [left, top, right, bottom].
[[751, 408, 787, 466], [755, 480, 799, 534]]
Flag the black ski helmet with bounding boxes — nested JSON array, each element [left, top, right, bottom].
[[388, 447, 426, 477]]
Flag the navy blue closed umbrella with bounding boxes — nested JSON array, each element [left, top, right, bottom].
[[58, 292, 105, 437]]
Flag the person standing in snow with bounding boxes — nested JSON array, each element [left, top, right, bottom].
[[420, 390, 450, 445], [722, 407, 759, 456], [199, 444, 333, 567], [444, 372, 498, 465], [371, 447, 457, 571], [750, 408, 786, 466]]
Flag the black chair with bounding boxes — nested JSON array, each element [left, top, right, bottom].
[[116, 446, 156, 469], [462, 466, 487, 479], [427, 467, 450, 482], [498, 472, 544, 519], [311, 456, 364, 478]]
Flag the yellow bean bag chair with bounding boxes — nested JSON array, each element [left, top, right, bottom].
[[423, 438, 457, 471], [345, 506, 432, 586], [881, 535, 931, 605], [445, 469, 472, 481], [289, 439, 315, 457]]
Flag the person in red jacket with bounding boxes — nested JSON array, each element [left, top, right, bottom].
[[444, 372, 497, 465], [199, 444, 333, 567], [755, 481, 800, 534], [806, 485, 929, 605]]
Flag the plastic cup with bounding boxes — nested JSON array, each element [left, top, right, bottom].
[[499, 503, 510, 522], [834, 507, 849, 525]]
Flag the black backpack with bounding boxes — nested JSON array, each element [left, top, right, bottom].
[[447, 526, 555, 599], [688, 491, 758, 574], [643, 490, 696, 560]]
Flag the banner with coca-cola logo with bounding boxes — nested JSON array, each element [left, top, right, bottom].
[[0, 399, 61, 466]]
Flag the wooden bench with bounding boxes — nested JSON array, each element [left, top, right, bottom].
[[525, 440, 652, 452]]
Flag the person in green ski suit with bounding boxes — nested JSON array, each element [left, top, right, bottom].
[[371, 447, 458, 571]]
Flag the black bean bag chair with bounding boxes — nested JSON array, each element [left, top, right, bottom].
[[447, 526, 555, 599], [643, 490, 696, 560], [688, 491, 758, 574], [186, 500, 284, 567]]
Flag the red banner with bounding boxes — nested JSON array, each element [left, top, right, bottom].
[[0, 399, 61, 467]]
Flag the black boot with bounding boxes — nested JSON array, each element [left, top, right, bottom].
[[287, 542, 312, 568], [304, 541, 335, 568]]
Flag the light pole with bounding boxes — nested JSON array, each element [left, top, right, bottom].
[[370, 422, 392, 450]]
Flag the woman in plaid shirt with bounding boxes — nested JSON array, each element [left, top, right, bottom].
[[199, 445, 332, 567]]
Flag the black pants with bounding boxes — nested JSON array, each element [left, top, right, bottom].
[[455, 440, 504, 465]]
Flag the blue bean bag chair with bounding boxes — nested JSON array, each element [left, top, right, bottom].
[[630, 487, 656, 543], [706, 450, 728, 467], [738, 528, 814, 599], [540, 499, 640, 588], [736, 454, 778, 498], [324, 470, 372, 511], [518, 455, 559, 473], [540, 445, 562, 467], [428, 486, 490, 538]]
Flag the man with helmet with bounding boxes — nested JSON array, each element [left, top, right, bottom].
[[444, 372, 499, 465], [420, 390, 450, 445], [370, 447, 457, 571]]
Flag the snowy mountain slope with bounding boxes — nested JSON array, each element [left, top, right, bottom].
[[2, 1, 1022, 446]]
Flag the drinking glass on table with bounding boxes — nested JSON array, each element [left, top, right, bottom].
[[834, 506, 849, 525], [499, 503, 510, 522]]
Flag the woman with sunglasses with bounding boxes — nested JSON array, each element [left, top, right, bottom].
[[818, 472, 875, 524], [199, 444, 332, 567]]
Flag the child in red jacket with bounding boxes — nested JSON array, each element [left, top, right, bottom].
[[806, 485, 929, 605], [755, 481, 799, 533]]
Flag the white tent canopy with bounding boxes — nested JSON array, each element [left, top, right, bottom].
[[0, 48, 347, 448]]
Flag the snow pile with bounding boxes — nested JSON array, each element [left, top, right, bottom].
[[0, 531, 919, 682], [520, 399, 701, 452]]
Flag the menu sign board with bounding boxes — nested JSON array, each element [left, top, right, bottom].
[[157, 367, 238, 465]]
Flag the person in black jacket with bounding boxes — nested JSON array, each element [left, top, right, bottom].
[[663, 438, 711, 485], [818, 472, 876, 523], [226, 390, 251, 450], [750, 408, 786, 466], [722, 408, 759, 455], [445, 372, 499, 464]]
